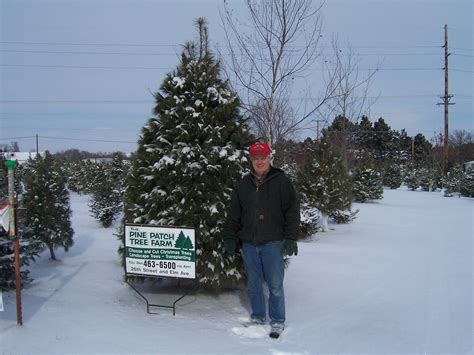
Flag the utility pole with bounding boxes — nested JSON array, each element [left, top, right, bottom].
[[36, 134, 39, 155], [315, 119, 325, 141], [4, 160, 22, 326], [437, 24, 455, 174]]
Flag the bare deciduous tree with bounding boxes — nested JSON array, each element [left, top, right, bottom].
[[220, 0, 340, 147], [220, 0, 379, 153], [320, 39, 379, 124]]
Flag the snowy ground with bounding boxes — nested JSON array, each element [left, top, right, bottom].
[[1, 189, 472, 354]]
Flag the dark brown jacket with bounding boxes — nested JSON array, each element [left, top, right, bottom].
[[223, 166, 300, 245]]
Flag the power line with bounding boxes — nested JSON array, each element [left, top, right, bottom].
[[0, 40, 443, 49], [451, 47, 474, 51], [0, 49, 178, 56], [39, 135, 136, 144], [452, 53, 474, 57], [0, 99, 151, 103], [0, 136, 36, 141], [1, 94, 473, 105], [0, 135, 137, 145], [1, 126, 136, 132], [0, 49, 446, 57], [0, 41, 181, 47], [0, 63, 448, 71], [1, 64, 172, 70], [450, 69, 474, 73], [1, 112, 144, 117]]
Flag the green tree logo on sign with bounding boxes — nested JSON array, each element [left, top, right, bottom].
[[174, 231, 194, 250]]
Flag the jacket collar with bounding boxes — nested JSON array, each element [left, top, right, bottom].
[[249, 166, 283, 184]]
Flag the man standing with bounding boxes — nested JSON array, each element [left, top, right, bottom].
[[223, 142, 300, 339]]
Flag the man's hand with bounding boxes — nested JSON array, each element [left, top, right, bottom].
[[283, 239, 298, 256], [224, 238, 237, 256]]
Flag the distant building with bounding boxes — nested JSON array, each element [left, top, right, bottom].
[[82, 157, 114, 163], [464, 161, 474, 171], [1, 151, 45, 164]]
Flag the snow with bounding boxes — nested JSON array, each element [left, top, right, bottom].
[[171, 77, 185, 89], [194, 99, 203, 107], [1, 189, 472, 354]]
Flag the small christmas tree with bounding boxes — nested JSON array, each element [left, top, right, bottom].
[[88, 163, 123, 228], [352, 168, 383, 202], [22, 152, 74, 260], [298, 137, 352, 232], [419, 167, 441, 192], [299, 202, 320, 239], [443, 165, 464, 197], [119, 18, 254, 289], [383, 164, 403, 189], [66, 160, 89, 194], [404, 165, 421, 191], [460, 169, 474, 197]]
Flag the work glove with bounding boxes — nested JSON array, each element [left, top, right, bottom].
[[283, 239, 298, 256], [224, 238, 237, 256]]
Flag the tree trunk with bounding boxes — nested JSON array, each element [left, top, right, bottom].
[[48, 244, 56, 260], [320, 213, 329, 232]]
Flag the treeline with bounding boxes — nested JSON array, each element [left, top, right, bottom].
[[277, 116, 474, 197]]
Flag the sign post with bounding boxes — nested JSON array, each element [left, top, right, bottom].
[[124, 224, 196, 315], [4, 160, 22, 325]]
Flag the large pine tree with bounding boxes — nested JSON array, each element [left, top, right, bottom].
[[23, 152, 74, 260], [120, 18, 253, 289], [298, 137, 352, 232]]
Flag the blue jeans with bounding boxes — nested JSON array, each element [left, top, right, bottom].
[[241, 240, 285, 324]]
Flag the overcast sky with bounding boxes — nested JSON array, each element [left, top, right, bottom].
[[1, 0, 472, 153]]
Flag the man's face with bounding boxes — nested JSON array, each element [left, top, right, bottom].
[[251, 155, 271, 177]]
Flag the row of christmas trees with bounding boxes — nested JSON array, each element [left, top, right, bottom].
[[1, 135, 472, 290]]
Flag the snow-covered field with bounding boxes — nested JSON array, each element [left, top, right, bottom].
[[1, 189, 472, 354]]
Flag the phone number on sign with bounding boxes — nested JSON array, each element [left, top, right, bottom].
[[143, 260, 177, 269]]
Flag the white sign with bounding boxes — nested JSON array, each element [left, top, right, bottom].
[[124, 224, 196, 279], [0, 290, 3, 312]]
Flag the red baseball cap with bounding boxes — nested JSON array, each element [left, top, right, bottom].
[[249, 142, 271, 157]]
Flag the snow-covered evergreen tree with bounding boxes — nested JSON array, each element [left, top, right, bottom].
[[460, 169, 474, 197], [110, 153, 127, 196], [22, 152, 74, 260], [0, 161, 42, 289], [298, 137, 352, 232], [88, 163, 123, 228], [383, 164, 403, 189], [89, 154, 127, 228], [275, 158, 298, 182], [351, 167, 383, 202], [84, 161, 104, 194], [299, 202, 320, 239], [404, 165, 421, 191], [419, 167, 441, 192], [119, 18, 253, 289], [442, 165, 464, 197], [66, 160, 87, 193], [329, 209, 359, 224]]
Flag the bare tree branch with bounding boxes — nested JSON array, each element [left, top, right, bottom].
[[220, 0, 328, 147]]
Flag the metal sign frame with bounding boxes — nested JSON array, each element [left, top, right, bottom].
[[123, 223, 197, 315]]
